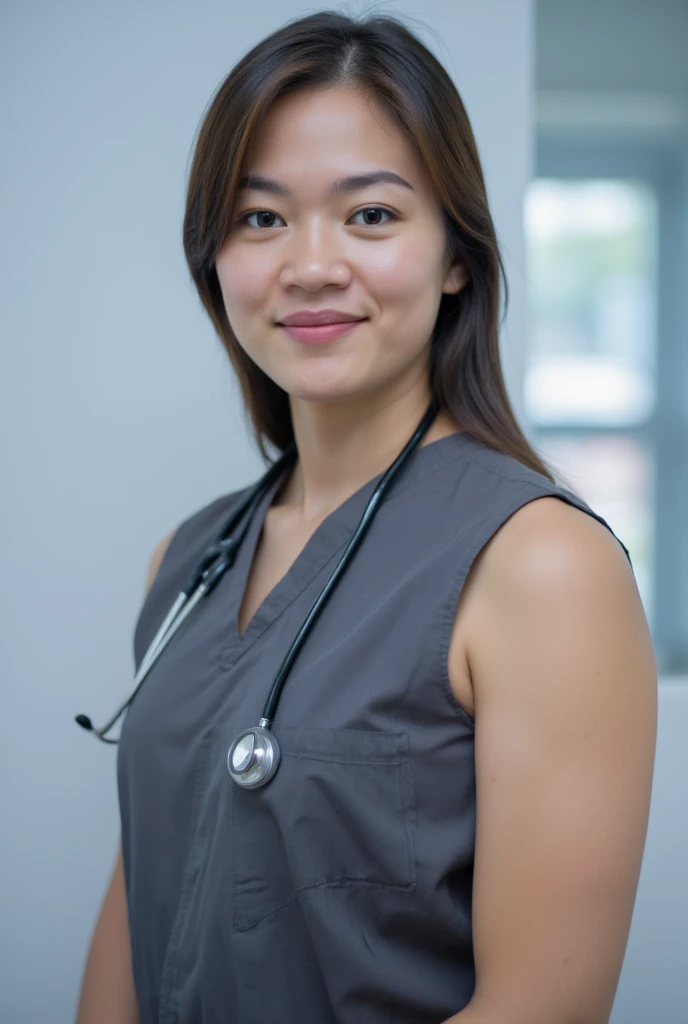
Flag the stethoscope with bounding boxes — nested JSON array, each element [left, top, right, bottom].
[[76, 400, 439, 788]]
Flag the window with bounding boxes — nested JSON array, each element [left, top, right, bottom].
[[524, 178, 657, 620], [525, 138, 688, 674]]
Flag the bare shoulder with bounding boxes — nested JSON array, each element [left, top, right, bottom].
[[449, 494, 659, 1021], [460, 494, 641, 686], [447, 495, 636, 716], [144, 528, 176, 594]]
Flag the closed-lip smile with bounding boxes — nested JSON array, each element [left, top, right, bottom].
[[278, 309, 366, 326]]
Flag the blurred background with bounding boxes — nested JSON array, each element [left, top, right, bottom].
[[1, 1, 686, 1022], [527, 0, 688, 682]]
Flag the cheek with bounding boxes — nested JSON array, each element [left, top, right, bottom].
[[215, 234, 444, 318], [364, 239, 443, 307], [215, 250, 269, 314]]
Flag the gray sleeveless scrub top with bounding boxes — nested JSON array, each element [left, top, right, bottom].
[[117, 431, 632, 1024]]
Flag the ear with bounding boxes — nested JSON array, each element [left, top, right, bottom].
[[442, 260, 469, 295]]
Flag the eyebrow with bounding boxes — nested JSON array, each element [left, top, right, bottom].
[[236, 170, 415, 198]]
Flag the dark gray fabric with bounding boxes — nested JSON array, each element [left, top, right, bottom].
[[117, 431, 631, 1024]]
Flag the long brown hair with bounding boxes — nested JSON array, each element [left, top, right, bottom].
[[182, 7, 563, 485]]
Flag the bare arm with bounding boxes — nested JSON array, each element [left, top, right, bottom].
[[75, 844, 140, 1024], [75, 529, 175, 1024], [443, 498, 657, 1024]]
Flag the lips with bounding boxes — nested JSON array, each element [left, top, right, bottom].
[[279, 320, 365, 344], [279, 310, 366, 327]]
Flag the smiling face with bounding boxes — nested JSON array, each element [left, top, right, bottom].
[[215, 84, 467, 412]]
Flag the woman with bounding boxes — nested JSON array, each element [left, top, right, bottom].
[[76, 10, 657, 1024]]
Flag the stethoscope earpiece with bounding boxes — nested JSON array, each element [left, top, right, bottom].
[[227, 724, 281, 789]]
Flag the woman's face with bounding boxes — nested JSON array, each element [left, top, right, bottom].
[[215, 84, 467, 407]]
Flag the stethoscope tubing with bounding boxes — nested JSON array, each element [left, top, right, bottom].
[[260, 410, 436, 722], [78, 442, 298, 743], [76, 403, 437, 750]]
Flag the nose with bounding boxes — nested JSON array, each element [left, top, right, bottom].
[[279, 220, 351, 291]]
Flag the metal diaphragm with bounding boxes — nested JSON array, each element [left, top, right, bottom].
[[227, 726, 281, 789]]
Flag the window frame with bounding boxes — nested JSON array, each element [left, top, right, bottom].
[[531, 136, 688, 675]]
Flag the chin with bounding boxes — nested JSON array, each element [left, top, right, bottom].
[[285, 386, 353, 405], [279, 375, 367, 405]]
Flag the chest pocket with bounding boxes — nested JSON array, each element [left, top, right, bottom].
[[229, 722, 417, 932]]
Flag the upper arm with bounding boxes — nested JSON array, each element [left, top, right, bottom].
[[144, 528, 176, 594], [464, 497, 657, 1024]]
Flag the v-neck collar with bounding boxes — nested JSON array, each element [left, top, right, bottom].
[[218, 430, 478, 668]]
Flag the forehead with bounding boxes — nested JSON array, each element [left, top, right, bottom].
[[239, 85, 428, 195]]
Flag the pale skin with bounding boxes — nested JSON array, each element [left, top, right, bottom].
[[76, 83, 657, 1023]]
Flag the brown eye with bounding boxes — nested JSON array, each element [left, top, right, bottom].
[[350, 206, 397, 226], [239, 206, 397, 229], [241, 210, 285, 228]]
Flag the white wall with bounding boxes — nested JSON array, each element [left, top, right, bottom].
[[0, 2, 534, 1020]]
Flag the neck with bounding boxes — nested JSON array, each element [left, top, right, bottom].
[[276, 395, 461, 523]]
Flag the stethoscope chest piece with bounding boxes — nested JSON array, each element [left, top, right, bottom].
[[227, 725, 280, 789]]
